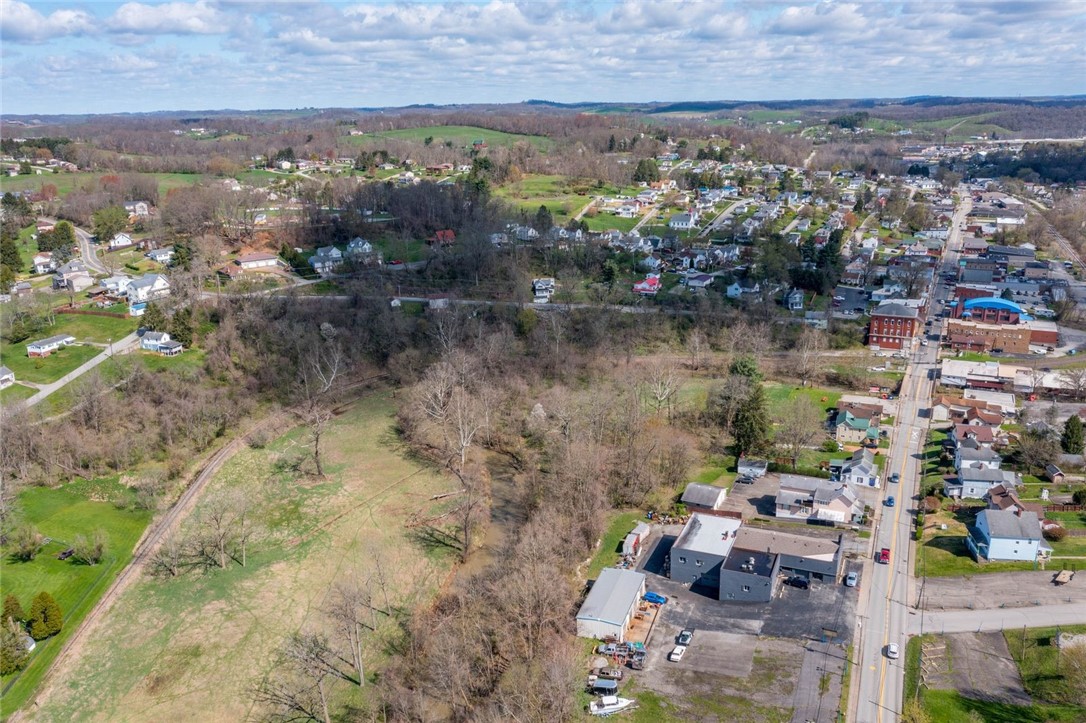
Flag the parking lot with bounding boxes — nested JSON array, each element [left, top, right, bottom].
[[638, 531, 858, 645]]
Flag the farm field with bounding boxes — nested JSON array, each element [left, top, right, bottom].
[[0, 343, 100, 385], [0, 478, 153, 718], [0, 171, 205, 200], [344, 124, 553, 151], [493, 174, 592, 225], [26, 392, 460, 722]]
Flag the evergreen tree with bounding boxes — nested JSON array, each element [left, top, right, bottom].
[[0, 264, 14, 294], [533, 204, 554, 233], [1062, 415, 1084, 454], [141, 302, 169, 332], [92, 206, 128, 243], [169, 307, 194, 347], [732, 384, 770, 459], [0, 620, 29, 675], [728, 355, 763, 383], [27, 591, 63, 640], [632, 158, 660, 183], [2, 595, 25, 624], [607, 134, 616, 152], [0, 236, 22, 272]]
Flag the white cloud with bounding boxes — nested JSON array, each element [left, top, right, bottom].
[[0, 0, 95, 42], [108, 0, 226, 35]]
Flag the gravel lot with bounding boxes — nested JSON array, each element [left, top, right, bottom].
[[947, 632, 1032, 706], [920, 570, 1086, 610]]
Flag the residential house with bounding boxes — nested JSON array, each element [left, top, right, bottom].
[[429, 229, 456, 246], [146, 247, 174, 264], [52, 259, 90, 290], [774, 475, 863, 525], [0, 366, 14, 389], [124, 201, 151, 217], [946, 467, 1019, 500], [27, 334, 76, 357], [830, 449, 881, 488], [967, 509, 1044, 562], [235, 253, 282, 271], [140, 331, 172, 352], [955, 445, 1002, 472], [726, 281, 743, 299], [833, 409, 879, 445], [632, 275, 661, 296], [784, 288, 804, 312], [126, 274, 171, 304], [951, 424, 997, 449], [309, 246, 343, 276], [102, 275, 132, 297], [346, 237, 378, 260], [32, 252, 55, 274], [985, 484, 1038, 515], [668, 212, 698, 230], [680, 483, 728, 512], [108, 233, 135, 250], [684, 273, 713, 290]]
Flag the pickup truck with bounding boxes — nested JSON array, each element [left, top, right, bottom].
[[878, 548, 891, 564]]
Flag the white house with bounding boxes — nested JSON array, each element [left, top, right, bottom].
[[102, 275, 133, 296], [27, 334, 76, 357], [831, 449, 881, 488], [668, 212, 698, 230], [140, 331, 171, 351], [968, 509, 1044, 562], [32, 252, 55, 274], [124, 201, 151, 217], [108, 233, 135, 249], [0, 366, 14, 389], [146, 247, 174, 264], [235, 253, 282, 271], [575, 567, 647, 642], [346, 237, 375, 257], [127, 274, 171, 304], [685, 273, 713, 289], [726, 281, 743, 299], [309, 246, 343, 276], [785, 288, 804, 311], [955, 445, 1002, 472]]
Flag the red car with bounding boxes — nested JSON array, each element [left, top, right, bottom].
[[878, 548, 891, 564]]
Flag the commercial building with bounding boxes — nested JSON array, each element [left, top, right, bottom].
[[946, 319, 1031, 354], [951, 297, 1027, 324], [868, 302, 919, 351], [669, 514, 742, 590], [575, 568, 647, 642]]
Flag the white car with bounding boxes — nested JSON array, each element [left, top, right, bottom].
[[886, 643, 900, 659], [668, 645, 688, 662]]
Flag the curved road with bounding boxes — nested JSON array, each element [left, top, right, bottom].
[[72, 224, 109, 275]]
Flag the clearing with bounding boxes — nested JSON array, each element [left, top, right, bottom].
[[25, 391, 460, 722], [345, 124, 553, 151]]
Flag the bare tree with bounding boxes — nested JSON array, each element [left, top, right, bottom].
[[776, 397, 827, 469], [450, 387, 486, 472], [150, 530, 186, 577], [685, 329, 709, 371], [325, 579, 375, 687], [297, 341, 346, 477], [197, 489, 244, 569], [1061, 367, 1086, 402], [791, 327, 827, 387], [255, 633, 340, 723], [643, 360, 683, 422]]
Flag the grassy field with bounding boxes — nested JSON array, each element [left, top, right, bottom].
[[49, 313, 138, 344], [919, 689, 1085, 722], [763, 383, 843, 418], [0, 343, 100, 384], [26, 391, 459, 721], [0, 478, 152, 718], [493, 174, 592, 224], [582, 213, 642, 233], [0, 171, 204, 199], [916, 504, 1037, 577], [1005, 625, 1086, 707], [0, 382, 37, 404], [585, 510, 645, 579], [346, 125, 553, 151]]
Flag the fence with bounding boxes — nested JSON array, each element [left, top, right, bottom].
[[1044, 504, 1085, 513], [56, 306, 128, 319]]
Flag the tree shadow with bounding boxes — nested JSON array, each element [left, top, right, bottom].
[[406, 525, 463, 557]]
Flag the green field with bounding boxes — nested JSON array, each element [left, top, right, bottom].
[[0, 382, 36, 404], [493, 174, 593, 224], [763, 383, 843, 418], [345, 125, 553, 151], [0, 171, 204, 200], [583, 213, 642, 233], [0, 478, 153, 718], [585, 510, 645, 579], [0, 343, 100, 385], [49, 313, 137, 344]]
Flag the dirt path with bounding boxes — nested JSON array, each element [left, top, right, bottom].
[[16, 413, 283, 721]]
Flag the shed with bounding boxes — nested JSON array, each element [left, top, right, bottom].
[[621, 522, 651, 557], [1045, 464, 1065, 484], [575, 568, 647, 642], [681, 483, 728, 511], [737, 458, 769, 479]]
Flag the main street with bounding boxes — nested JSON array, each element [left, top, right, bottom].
[[850, 192, 971, 722]]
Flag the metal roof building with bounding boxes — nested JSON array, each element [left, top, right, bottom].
[[575, 568, 647, 642]]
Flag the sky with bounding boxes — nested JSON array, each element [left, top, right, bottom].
[[2, 0, 1085, 115]]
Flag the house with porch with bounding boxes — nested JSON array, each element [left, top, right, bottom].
[[830, 449, 881, 488], [27, 334, 76, 357], [967, 509, 1046, 562]]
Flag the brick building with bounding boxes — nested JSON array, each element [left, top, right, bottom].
[[868, 302, 919, 351]]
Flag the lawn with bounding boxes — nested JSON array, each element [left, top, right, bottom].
[[49, 313, 138, 344], [582, 213, 642, 233], [493, 174, 593, 224], [1, 382, 36, 404], [346, 125, 553, 151], [0, 343, 100, 385], [916, 521, 1036, 577], [919, 689, 1085, 723], [1005, 625, 1086, 707], [585, 510, 645, 579], [0, 478, 152, 718], [26, 391, 461, 722], [0, 171, 203, 200], [763, 383, 843, 418]]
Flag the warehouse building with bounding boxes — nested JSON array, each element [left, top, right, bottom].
[[575, 568, 647, 642]]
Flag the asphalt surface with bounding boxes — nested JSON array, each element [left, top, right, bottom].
[[850, 192, 973, 723], [73, 224, 110, 275]]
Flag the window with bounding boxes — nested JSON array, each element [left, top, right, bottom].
[[695, 559, 703, 567], [678, 556, 686, 564], [742, 585, 751, 593]]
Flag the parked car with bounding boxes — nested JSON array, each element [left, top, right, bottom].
[[885, 496, 896, 507], [845, 571, 858, 587], [735, 475, 755, 485], [784, 576, 810, 590], [889, 473, 900, 484], [668, 645, 687, 662], [886, 643, 900, 659], [596, 643, 620, 656], [677, 629, 694, 646], [643, 592, 668, 605], [597, 667, 624, 680]]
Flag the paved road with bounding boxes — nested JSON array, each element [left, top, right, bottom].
[[851, 192, 972, 723], [72, 224, 109, 275], [698, 199, 744, 237], [908, 602, 1086, 635], [22, 332, 140, 408]]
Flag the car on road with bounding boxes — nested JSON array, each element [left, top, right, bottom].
[[886, 643, 900, 659], [921, 339, 929, 346], [885, 496, 896, 507], [878, 548, 891, 564], [643, 592, 668, 605], [845, 571, 858, 587], [890, 473, 900, 484], [677, 629, 694, 646], [668, 645, 688, 662], [784, 576, 810, 589]]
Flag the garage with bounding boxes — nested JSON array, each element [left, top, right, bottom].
[[576, 568, 646, 642]]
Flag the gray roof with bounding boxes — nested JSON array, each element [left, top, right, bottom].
[[576, 568, 646, 626], [0, 366, 13, 378], [779, 474, 858, 508], [958, 467, 1016, 484], [129, 273, 166, 291], [734, 527, 840, 562], [28, 334, 75, 348], [681, 483, 727, 509], [159, 340, 183, 350], [872, 302, 918, 319], [143, 331, 169, 342], [979, 509, 1041, 541]]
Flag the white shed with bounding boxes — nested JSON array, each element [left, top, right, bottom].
[[575, 568, 646, 642]]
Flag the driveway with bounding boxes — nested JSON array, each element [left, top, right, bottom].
[[72, 224, 110, 275]]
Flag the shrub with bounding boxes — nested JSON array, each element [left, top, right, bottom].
[[27, 591, 63, 640], [0, 620, 30, 675], [10, 525, 43, 562], [2, 595, 25, 624], [1044, 525, 1067, 542], [1072, 488, 1086, 505]]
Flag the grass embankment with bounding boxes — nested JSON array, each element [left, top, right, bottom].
[[0, 478, 152, 717], [25, 391, 459, 721]]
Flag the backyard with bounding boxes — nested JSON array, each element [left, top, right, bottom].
[[0, 343, 101, 385]]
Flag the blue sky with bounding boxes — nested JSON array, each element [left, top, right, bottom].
[[2, 0, 1084, 115]]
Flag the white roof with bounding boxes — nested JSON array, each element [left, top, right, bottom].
[[672, 513, 742, 557], [962, 389, 1016, 412], [575, 568, 646, 626]]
